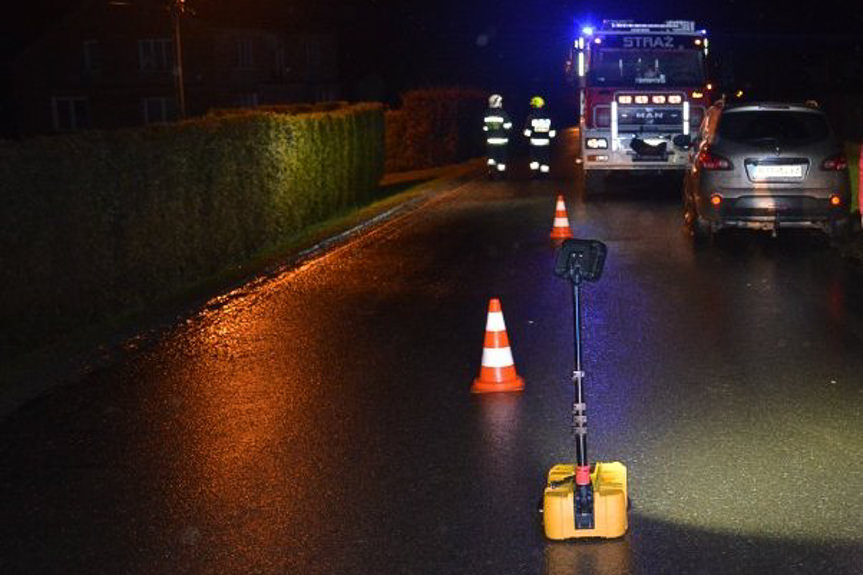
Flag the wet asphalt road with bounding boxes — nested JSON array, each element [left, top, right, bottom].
[[2, 130, 863, 574]]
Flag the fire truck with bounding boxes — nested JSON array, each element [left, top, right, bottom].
[[571, 20, 712, 191]]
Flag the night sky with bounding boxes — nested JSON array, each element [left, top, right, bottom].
[[4, 0, 862, 111], [208, 0, 863, 105]]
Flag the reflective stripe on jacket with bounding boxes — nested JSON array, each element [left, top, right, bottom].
[[483, 107, 512, 140], [524, 112, 554, 139]]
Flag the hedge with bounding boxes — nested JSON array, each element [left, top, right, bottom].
[[0, 104, 384, 355], [385, 88, 486, 172], [208, 101, 352, 118], [848, 142, 861, 215]]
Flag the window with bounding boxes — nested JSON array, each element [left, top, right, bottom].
[[274, 47, 286, 79], [236, 93, 259, 108], [305, 39, 322, 69], [718, 110, 830, 146], [588, 49, 704, 87], [139, 38, 172, 71], [236, 38, 254, 69], [52, 97, 89, 132], [314, 86, 337, 102], [83, 40, 100, 72], [142, 97, 170, 124]]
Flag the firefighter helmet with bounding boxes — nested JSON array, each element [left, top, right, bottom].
[[530, 96, 545, 109], [489, 94, 503, 108]]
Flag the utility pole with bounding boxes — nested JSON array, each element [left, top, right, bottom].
[[170, 0, 187, 119]]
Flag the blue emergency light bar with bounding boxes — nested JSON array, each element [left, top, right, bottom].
[[602, 20, 697, 33]]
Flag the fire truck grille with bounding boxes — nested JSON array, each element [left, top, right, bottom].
[[618, 106, 683, 131]]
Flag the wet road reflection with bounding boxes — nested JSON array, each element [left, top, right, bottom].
[[543, 539, 632, 575], [1, 133, 862, 573]]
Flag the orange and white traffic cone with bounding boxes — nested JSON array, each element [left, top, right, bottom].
[[550, 194, 574, 240], [472, 298, 525, 394]]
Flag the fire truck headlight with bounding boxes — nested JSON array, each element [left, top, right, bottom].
[[586, 138, 608, 150], [652, 95, 667, 104], [635, 95, 649, 104], [668, 95, 683, 104], [617, 95, 633, 105]]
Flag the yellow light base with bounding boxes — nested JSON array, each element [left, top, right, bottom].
[[542, 461, 628, 540]]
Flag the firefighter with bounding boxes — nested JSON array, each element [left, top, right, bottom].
[[523, 96, 556, 175], [483, 94, 512, 176]]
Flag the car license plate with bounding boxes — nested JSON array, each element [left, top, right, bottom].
[[752, 197, 777, 210], [752, 164, 803, 179]]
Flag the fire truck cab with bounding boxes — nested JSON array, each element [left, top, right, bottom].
[[572, 20, 711, 190]]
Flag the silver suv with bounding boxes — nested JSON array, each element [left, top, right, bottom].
[[683, 101, 852, 242]]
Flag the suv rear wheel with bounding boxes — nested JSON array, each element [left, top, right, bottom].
[[684, 195, 713, 245], [583, 170, 607, 197], [827, 219, 850, 243], [692, 216, 714, 245]]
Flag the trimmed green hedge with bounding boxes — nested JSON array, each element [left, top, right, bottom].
[[385, 88, 486, 172], [208, 101, 352, 118], [0, 104, 384, 354]]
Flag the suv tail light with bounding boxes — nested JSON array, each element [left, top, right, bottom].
[[821, 154, 848, 171], [697, 149, 733, 170]]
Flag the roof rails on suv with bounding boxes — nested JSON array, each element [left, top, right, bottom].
[[717, 101, 825, 113]]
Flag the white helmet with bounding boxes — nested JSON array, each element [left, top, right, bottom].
[[488, 94, 503, 108]]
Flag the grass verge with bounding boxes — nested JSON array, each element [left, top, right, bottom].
[[842, 142, 863, 263], [847, 141, 860, 211]]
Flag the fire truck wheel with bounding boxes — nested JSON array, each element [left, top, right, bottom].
[[583, 170, 607, 197], [692, 215, 713, 245]]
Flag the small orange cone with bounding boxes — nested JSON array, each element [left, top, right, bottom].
[[550, 194, 574, 239], [472, 298, 525, 393]]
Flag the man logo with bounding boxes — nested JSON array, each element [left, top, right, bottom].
[[623, 36, 675, 49]]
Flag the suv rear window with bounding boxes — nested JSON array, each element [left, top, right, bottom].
[[717, 110, 830, 146]]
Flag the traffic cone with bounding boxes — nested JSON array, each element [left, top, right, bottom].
[[472, 298, 525, 393], [550, 194, 574, 239]]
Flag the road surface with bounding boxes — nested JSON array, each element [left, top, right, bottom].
[[2, 129, 862, 574]]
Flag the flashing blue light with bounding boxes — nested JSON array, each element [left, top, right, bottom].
[[582, 26, 594, 36]]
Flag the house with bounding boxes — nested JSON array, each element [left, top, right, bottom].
[[2, 0, 339, 137]]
